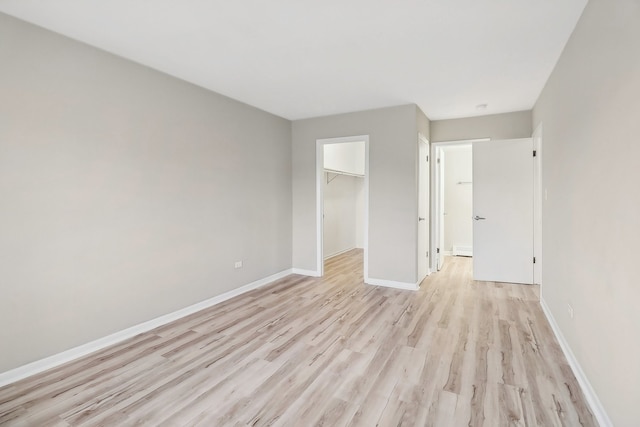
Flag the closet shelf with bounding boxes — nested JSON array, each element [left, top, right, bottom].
[[324, 168, 364, 178], [324, 168, 364, 180]]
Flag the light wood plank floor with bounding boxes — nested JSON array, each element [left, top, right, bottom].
[[0, 250, 596, 426]]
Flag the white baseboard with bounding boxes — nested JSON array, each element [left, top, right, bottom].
[[291, 268, 321, 277], [365, 277, 419, 291], [323, 247, 356, 260], [452, 245, 473, 257], [442, 250, 453, 256], [0, 268, 294, 388], [539, 298, 612, 427]]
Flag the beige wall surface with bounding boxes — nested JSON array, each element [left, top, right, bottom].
[[0, 14, 292, 373], [431, 110, 532, 142], [292, 105, 420, 284], [533, 0, 640, 424]]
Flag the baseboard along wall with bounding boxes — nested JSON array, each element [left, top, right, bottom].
[[0, 268, 293, 388], [539, 297, 613, 427], [365, 277, 420, 291]]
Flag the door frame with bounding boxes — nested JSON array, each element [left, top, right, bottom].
[[417, 133, 430, 283], [533, 123, 543, 286], [436, 146, 445, 269], [316, 135, 370, 279], [430, 138, 489, 273]]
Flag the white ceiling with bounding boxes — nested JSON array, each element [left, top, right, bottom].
[[0, 0, 587, 120]]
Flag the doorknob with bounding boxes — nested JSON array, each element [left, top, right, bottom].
[[418, 217, 426, 221], [473, 215, 486, 220]]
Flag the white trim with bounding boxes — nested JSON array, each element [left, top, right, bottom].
[[365, 277, 420, 291], [431, 138, 490, 146], [442, 250, 453, 256], [452, 245, 473, 257], [324, 247, 357, 260], [532, 122, 543, 286], [316, 135, 369, 281], [291, 268, 321, 277], [0, 268, 294, 388], [363, 141, 370, 283], [316, 142, 323, 276], [417, 133, 431, 284], [539, 298, 613, 427]]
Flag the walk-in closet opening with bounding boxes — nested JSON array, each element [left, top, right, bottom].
[[316, 136, 369, 278]]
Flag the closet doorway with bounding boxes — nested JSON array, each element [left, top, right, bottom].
[[316, 135, 369, 278]]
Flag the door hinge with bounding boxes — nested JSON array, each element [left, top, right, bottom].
[[533, 257, 536, 264], [533, 150, 537, 157], [426, 155, 429, 162], [437, 248, 440, 254], [437, 158, 440, 164], [426, 251, 429, 258]]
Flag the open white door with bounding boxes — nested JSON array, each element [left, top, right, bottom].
[[473, 138, 534, 284], [417, 136, 430, 283]]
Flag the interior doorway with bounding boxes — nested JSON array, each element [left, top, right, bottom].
[[442, 144, 473, 257], [316, 135, 369, 278], [431, 139, 487, 272], [431, 138, 539, 285]]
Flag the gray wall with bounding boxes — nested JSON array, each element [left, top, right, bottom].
[[533, 0, 640, 424], [0, 14, 292, 373], [431, 110, 532, 142], [292, 105, 422, 284]]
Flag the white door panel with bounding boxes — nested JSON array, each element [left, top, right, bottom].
[[473, 139, 533, 284]]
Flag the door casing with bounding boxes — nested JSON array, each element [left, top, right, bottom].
[[417, 134, 430, 283]]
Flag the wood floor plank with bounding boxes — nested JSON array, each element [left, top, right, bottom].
[[0, 251, 597, 426]]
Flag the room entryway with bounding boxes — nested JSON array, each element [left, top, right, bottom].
[[432, 138, 537, 285], [432, 141, 476, 272]]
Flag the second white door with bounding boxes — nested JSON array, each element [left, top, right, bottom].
[[473, 138, 533, 284]]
